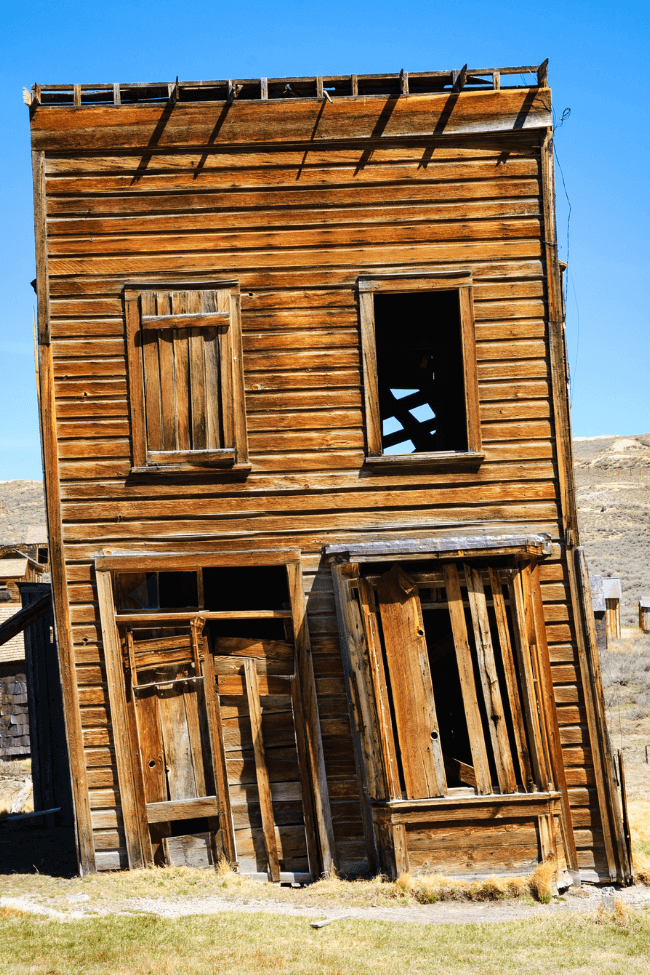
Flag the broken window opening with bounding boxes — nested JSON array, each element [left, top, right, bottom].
[[374, 290, 467, 454], [348, 559, 546, 802], [358, 273, 482, 467]]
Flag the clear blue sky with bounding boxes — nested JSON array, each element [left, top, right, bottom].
[[1, 0, 648, 479]]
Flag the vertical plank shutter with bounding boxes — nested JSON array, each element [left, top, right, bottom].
[[139, 290, 226, 458]]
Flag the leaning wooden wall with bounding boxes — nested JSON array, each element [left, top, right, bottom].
[[32, 102, 608, 877]]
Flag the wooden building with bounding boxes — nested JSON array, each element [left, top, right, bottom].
[[0, 552, 46, 758], [591, 576, 622, 649], [26, 62, 631, 884]]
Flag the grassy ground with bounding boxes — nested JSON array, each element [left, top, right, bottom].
[[0, 860, 559, 914], [1, 902, 649, 975]]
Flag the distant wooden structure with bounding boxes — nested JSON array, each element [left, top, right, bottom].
[[26, 61, 631, 884], [591, 577, 622, 648], [639, 599, 650, 634], [0, 551, 46, 758], [0, 584, 77, 875]]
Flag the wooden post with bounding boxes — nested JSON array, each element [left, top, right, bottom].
[[618, 750, 633, 880], [244, 658, 281, 882], [574, 548, 630, 881], [286, 561, 335, 875], [96, 570, 146, 869]]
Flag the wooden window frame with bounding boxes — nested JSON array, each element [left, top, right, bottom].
[[95, 548, 335, 875], [358, 271, 484, 471], [124, 280, 249, 475]]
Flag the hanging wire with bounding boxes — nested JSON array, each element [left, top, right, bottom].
[[552, 108, 579, 403]]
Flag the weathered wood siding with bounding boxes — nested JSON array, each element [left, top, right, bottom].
[[31, 90, 608, 878]]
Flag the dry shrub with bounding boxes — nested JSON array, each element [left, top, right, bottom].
[[527, 860, 557, 904], [594, 896, 634, 929], [632, 851, 650, 885], [377, 871, 530, 905], [0, 906, 24, 919]]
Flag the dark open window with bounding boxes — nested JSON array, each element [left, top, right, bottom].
[[359, 272, 483, 469], [374, 290, 467, 454]]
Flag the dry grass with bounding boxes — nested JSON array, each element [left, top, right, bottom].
[[0, 858, 560, 917], [628, 799, 650, 883], [1, 905, 650, 975]]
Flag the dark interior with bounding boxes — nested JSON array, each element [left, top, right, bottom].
[[422, 608, 473, 776], [373, 289, 467, 453]]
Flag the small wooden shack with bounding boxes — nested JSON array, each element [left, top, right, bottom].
[[0, 551, 46, 758], [26, 62, 630, 884], [591, 576, 622, 649]]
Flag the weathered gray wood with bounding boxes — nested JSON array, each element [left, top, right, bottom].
[[244, 657, 281, 881], [165, 832, 213, 868], [146, 796, 220, 823], [442, 564, 492, 795], [464, 564, 516, 794]]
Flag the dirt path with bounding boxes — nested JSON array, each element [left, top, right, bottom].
[[2, 883, 650, 926]]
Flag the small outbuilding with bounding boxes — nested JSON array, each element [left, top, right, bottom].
[[591, 576, 622, 649], [0, 552, 46, 758]]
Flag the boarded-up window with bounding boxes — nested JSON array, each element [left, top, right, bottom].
[[358, 272, 482, 467], [125, 283, 248, 472]]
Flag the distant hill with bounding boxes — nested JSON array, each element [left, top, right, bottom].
[[0, 480, 46, 546], [1, 436, 649, 623], [573, 434, 650, 624]]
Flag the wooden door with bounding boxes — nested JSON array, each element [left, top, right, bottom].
[[122, 621, 233, 867]]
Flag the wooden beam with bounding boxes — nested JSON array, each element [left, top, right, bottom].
[[115, 610, 292, 624], [147, 796, 221, 823], [376, 565, 446, 799], [29, 88, 554, 152], [574, 548, 628, 880], [330, 564, 383, 873], [464, 564, 517, 794], [96, 570, 146, 869], [442, 564, 492, 795], [452, 64, 468, 92], [0, 593, 50, 647], [287, 560, 335, 874], [489, 568, 533, 792], [97, 549, 302, 575], [141, 311, 230, 330], [508, 567, 550, 792], [358, 578, 401, 800], [537, 58, 549, 87], [244, 658, 281, 882], [528, 562, 579, 875], [201, 647, 237, 863], [290, 674, 321, 880]]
